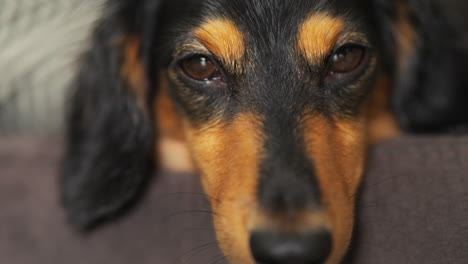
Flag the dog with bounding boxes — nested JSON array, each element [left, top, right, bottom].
[[61, 0, 468, 263]]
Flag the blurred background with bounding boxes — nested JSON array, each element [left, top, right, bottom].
[[0, 0, 103, 135]]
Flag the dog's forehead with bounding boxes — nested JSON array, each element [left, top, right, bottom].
[[202, 0, 370, 31], [205, 0, 357, 20], [162, 0, 374, 58], [176, 0, 373, 66]]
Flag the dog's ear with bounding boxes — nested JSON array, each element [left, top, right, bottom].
[[61, 0, 162, 229], [375, 0, 468, 132]]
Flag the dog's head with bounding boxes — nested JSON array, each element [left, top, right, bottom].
[[61, 0, 468, 263]]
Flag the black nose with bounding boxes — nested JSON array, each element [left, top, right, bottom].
[[249, 230, 332, 264]]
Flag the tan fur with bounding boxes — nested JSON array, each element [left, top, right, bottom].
[[300, 73, 399, 263], [154, 75, 185, 140], [120, 36, 147, 112], [154, 74, 194, 172], [394, 1, 417, 71], [302, 116, 366, 264], [298, 14, 344, 65], [194, 18, 245, 71], [366, 73, 401, 144], [183, 113, 262, 264]]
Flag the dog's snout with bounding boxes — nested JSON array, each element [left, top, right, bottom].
[[249, 230, 332, 264]]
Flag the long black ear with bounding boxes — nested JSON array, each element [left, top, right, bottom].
[[374, 0, 468, 133], [61, 0, 162, 229]]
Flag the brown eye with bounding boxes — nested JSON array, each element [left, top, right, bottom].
[[181, 55, 218, 81], [329, 45, 364, 73]]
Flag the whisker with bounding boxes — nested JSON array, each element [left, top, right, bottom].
[[163, 209, 223, 220], [208, 254, 229, 264], [156, 192, 221, 203], [182, 227, 217, 232], [175, 242, 218, 264]]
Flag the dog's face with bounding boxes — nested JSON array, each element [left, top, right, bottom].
[[155, 1, 384, 263], [63, 0, 462, 263]]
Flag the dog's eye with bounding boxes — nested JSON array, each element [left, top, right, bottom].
[[181, 55, 221, 81], [329, 45, 365, 74]]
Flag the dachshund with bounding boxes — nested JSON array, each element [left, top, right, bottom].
[[61, 0, 468, 263]]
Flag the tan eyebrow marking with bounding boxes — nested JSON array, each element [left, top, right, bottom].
[[194, 18, 245, 71], [297, 14, 345, 64]]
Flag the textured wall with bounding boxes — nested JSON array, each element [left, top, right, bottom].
[[0, 0, 104, 134]]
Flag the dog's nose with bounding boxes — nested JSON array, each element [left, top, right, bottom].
[[249, 230, 332, 264]]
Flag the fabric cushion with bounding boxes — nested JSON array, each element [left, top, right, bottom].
[[0, 136, 467, 264]]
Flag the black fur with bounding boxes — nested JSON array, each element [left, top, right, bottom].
[[374, 0, 468, 133], [61, 0, 468, 229], [61, 0, 160, 228]]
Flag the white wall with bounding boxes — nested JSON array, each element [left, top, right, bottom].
[[0, 0, 104, 134]]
